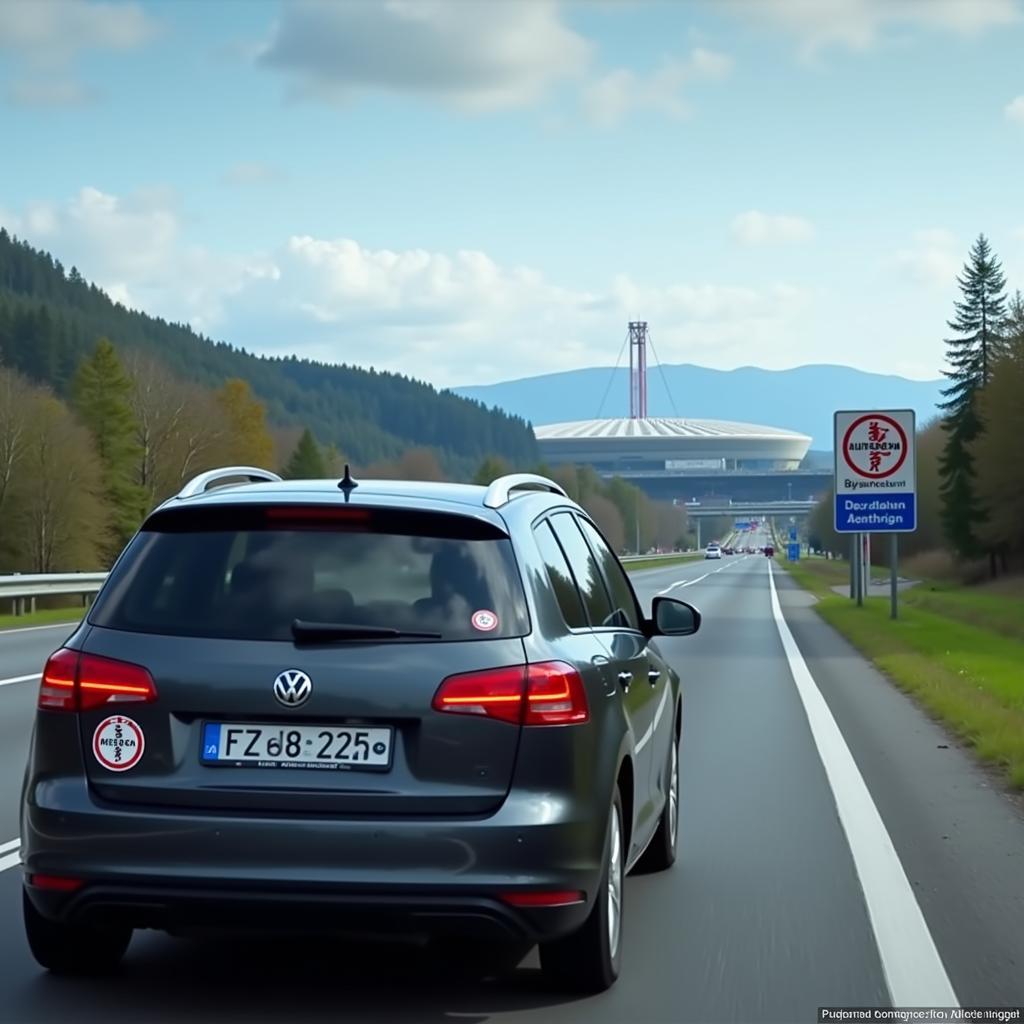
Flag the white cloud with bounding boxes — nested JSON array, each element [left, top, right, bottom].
[[583, 47, 733, 127], [0, 187, 274, 332], [731, 211, 815, 246], [258, 0, 590, 112], [1006, 95, 1024, 123], [726, 0, 1021, 56], [891, 229, 961, 289], [0, 0, 157, 106], [0, 188, 813, 388]]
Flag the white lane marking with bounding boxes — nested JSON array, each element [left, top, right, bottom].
[[0, 673, 40, 688], [659, 572, 713, 594], [767, 562, 958, 1006], [0, 621, 78, 637], [0, 838, 20, 873], [634, 680, 670, 755]]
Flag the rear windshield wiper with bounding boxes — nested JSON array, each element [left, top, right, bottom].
[[291, 620, 443, 643]]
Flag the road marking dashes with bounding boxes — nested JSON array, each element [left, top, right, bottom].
[[0, 673, 40, 688], [0, 838, 20, 873], [767, 561, 958, 1006]]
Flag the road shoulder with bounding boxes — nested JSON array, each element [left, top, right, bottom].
[[773, 569, 1024, 1006]]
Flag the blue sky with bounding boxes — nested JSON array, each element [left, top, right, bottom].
[[1, 0, 1023, 389]]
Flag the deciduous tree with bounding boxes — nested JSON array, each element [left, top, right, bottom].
[[216, 378, 274, 469], [972, 328, 1024, 566], [13, 394, 108, 572]]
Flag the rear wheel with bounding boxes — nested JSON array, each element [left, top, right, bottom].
[[636, 728, 679, 873], [539, 788, 624, 993], [23, 891, 131, 975]]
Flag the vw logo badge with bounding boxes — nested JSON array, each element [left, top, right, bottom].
[[273, 669, 312, 708]]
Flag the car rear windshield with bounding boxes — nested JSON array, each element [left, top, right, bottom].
[[89, 504, 529, 642]]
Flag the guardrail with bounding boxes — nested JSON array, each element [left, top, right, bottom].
[[0, 572, 107, 616], [0, 555, 697, 618]]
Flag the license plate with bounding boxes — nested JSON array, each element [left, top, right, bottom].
[[201, 723, 393, 771]]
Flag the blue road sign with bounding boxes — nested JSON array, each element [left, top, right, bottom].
[[788, 526, 797, 542], [835, 493, 916, 532], [787, 543, 800, 561]]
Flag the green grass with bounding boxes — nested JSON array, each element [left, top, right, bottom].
[[902, 581, 1024, 644], [780, 559, 1024, 789], [623, 553, 704, 573], [0, 605, 84, 631]]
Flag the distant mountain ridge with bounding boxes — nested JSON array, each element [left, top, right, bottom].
[[452, 363, 945, 449]]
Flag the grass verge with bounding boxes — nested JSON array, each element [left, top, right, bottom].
[[0, 606, 84, 631], [780, 557, 1024, 789]]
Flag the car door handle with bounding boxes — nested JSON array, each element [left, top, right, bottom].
[[617, 671, 633, 692], [647, 670, 661, 686], [592, 655, 610, 666]]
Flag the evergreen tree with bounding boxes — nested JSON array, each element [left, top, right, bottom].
[[284, 428, 327, 479], [71, 337, 145, 556], [473, 455, 510, 485], [937, 234, 1006, 565]]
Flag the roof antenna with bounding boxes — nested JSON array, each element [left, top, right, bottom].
[[338, 464, 359, 501]]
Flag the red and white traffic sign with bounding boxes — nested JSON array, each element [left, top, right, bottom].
[[841, 413, 909, 479], [834, 409, 916, 496]]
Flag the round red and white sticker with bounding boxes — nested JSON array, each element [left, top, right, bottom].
[[471, 609, 499, 632], [92, 715, 145, 772]]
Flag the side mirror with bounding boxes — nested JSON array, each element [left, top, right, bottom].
[[649, 596, 701, 637]]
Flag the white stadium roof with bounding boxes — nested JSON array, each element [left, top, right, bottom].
[[535, 417, 811, 442]]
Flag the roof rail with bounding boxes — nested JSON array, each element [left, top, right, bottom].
[[482, 473, 568, 509], [176, 466, 282, 499]]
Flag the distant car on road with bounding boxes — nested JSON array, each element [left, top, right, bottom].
[[764, 545, 775, 557], [21, 467, 702, 993], [705, 544, 722, 560]]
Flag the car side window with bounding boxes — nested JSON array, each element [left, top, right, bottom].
[[576, 517, 643, 632], [548, 512, 616, 628], [533, 521, 588, 630]]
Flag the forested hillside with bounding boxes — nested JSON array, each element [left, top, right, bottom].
[[0, 230, 537, 475]]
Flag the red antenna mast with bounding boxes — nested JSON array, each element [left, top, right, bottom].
[[628, 321, 648, 419]]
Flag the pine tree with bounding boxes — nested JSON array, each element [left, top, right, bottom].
[[71, 337, 145, 557], [284, 428, 326, 479], [937, 234, 1006, 565]]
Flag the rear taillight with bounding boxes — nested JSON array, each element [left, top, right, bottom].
[[432, 662, 588, 726], [38, 648, 78, 711], [38, 649, 158, 713]]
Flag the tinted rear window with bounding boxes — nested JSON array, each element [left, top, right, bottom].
[[90, 505, 529, 642]]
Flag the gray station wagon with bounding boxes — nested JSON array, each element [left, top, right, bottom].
[[21, 467, 700, 992]]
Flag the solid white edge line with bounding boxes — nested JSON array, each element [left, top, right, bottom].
[[767, 561, 958, 1006], [0, 673, 41, 688], [0, 838, 19, 855], [0, 851, 20, 872]]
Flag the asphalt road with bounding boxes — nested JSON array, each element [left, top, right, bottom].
[[1, 535, 1022, 1023]]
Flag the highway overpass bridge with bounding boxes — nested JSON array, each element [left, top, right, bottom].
[[676, 499, 817, 547], [679, 499, 817, 519]]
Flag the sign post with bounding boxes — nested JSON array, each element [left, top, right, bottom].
[[834, 410, 917, 616]]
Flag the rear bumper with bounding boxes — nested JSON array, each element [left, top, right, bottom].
[[24, 879, 588, 943], [21, 778, 604, 942]]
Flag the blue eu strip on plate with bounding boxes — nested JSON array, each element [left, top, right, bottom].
[[202, 723, 221, 760]]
